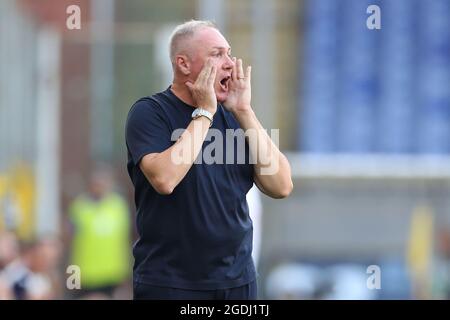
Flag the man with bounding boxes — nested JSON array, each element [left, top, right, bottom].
[[0, 237, 62, 300], [126, 20, 293, 300], [68, 167, 131, 299]]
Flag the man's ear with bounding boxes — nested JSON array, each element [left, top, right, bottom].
[[175, 55, 190, 76]]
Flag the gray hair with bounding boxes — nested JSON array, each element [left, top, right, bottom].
[[169, 20, 218, 64]]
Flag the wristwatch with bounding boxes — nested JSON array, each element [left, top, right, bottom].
[[192, 108, 213, 127]]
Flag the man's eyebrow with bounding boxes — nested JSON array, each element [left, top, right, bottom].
[[211, 46, 231, 51]]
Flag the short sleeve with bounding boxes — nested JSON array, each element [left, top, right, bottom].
[[125, 98, 172, 166]]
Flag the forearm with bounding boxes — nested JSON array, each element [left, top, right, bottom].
[[141, 116, 211, 194], [233, 108, 293, 198]]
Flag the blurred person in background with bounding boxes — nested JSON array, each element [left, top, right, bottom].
[[0, 231, 20, 299], [0, 276, 13, 299], [432, 227, 450, 299], [0, 231, 20, 270], [0, 237, 61, 300], [68, 166, 131, 299], [126, 20, 293, 300]]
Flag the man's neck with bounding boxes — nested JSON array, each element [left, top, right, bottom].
[[170, 81, 195, 107]]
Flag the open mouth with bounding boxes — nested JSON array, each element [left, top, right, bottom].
[[219, 76, 231, 91]]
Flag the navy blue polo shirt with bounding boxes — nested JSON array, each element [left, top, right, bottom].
[[125, 87, 256, 290]]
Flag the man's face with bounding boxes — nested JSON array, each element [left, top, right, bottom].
[[188, 28, 235, 103]]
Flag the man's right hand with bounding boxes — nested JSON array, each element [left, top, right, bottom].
[[185, 59, 217, 115]]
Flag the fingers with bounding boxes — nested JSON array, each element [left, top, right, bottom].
[[185, 81, 194, 91], [231, 57, 247, 81], [246, 66, 251, 83], [207, 65, 217, 88], [186, 60, 216, 99], [231, 57, 237, 81], [237, 59, 245, 79], [197, 59, 212, 85]]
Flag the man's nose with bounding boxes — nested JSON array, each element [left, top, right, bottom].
[[223, 55, 234, 69]]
